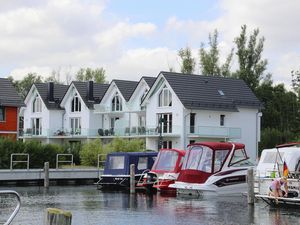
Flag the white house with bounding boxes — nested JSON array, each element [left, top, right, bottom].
[[21, 82, 69, 144], [141, 71, 262, 161]]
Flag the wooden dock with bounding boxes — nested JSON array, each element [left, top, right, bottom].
[[0, 168, 103, 185]]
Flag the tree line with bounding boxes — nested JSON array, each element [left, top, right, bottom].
[[177, 24, 300, 152]]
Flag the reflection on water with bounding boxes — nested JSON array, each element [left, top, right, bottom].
[[0, 185, 300, 225]]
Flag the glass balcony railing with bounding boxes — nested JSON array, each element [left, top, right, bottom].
[[187, 126, 241, 139]]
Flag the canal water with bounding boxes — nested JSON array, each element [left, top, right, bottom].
[[1, 185, 300, 225]]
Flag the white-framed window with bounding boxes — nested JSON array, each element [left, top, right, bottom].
[[70, 117, 81, 135], [111, 92, 122, 111], [163, 140, 172, 149], [32, 118, 42, 135], [158, 113, 172, 133], [0, 106, 5, 121], [32, 95, 42, 113], [220, 115, 225, 126], [71, 93, 81, 112], [158, 85, 172, 107]]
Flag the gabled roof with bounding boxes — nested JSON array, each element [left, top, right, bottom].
[[72, 81, 109, 109], [112, 80, 139, 101], [35, 83, 68, 109], [0, 78, 24, 107], [161, 71, 262, 111], [142, 76, 156, 88]]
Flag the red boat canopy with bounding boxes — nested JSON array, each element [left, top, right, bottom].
[[188, 142, 245, 151]]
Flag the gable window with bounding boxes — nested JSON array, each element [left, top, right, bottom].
[[70, 117, 81, 135], [0, 106, 5, 121], [32, 95, 42, 113], [71, 93, 81, 112], [112, 92, 122, 111], [32, 118, 42, 135], [220, 115, 225, 126], [158, 85, 172, 107], [140, 88, 148, 110]]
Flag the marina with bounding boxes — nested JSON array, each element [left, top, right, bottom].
[[1, 185, 300, 225]]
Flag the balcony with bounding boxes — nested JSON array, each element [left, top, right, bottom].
[[187, 126, 241, 139]]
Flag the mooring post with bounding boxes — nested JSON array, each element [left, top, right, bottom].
[[44, 208, 72, 225], [247, 167, 254, 204], [130, 164, 135, 194], [44, 162, 49, 188]]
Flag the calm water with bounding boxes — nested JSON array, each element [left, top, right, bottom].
[[1, 185, 300, 225]]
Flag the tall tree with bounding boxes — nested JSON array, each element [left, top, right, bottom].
[[291, 69, 300, 95], [234, 25, 268, 91], [9, 73, 43, 99], [178, 47, 196, 74], [75, 67, 106, 83], [199, 29, 233, 77]]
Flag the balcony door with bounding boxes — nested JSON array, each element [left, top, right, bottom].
[[157, 113, 172, 133], [32, 118, 42, 135]]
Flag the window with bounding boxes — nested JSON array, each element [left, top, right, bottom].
[[220, 115, 225, 126], [0, 107, 5, 121], [158, 85, 172, 107], [71, 93, 81, 112], [153, 150, 178, 171], [190, 113, 195, 133], [112, 92, 122, 111], [140, 88, 148, 110], [32, 118, 42, 135], [108, 156, 125, 169], [110, 117, 119, 129], [230, 148, 248, 166], [189, 140, 195, 145], [32, 95, 42, 113], [158, 113, 172, 133], [163, 140, 172, 149], [137, 157, 148, 170], [214, 150, 229, 172], [70, 118, 81, 135]]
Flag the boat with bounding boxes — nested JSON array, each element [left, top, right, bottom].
[[255, 142, 300, 206], [137, 148, 185, 194], [97, 151, 157, 190], [169, 142, 254, 197]]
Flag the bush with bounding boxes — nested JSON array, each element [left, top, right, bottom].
[[104, 138, 145, 153], [0, 138, 23, 169], [63, 142, 82, 165], [80, 139, 104, 166]]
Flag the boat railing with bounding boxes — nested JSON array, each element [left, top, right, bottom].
[[0, 190, 21, 225]]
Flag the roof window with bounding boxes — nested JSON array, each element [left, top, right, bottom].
[[218, 90, 225, 96]]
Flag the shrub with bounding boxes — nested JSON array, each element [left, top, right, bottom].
[[80, 139, 104, 166], [104, 138, 145, 153], [0, 138, 23, 169]]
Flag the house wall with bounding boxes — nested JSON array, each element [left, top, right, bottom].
[[0, 107, 18, 131]]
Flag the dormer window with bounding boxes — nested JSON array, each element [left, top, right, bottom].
[[158, 85, 172, 107], [71, 93, 81, 112], [33, 95, 42, 113], [112, 92, 122, 111]]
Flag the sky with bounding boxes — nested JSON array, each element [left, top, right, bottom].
[[0, 0, 299, 87]]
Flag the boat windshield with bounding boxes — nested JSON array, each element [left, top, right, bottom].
[[108, 156, 125, 169], [152, 150, 179, 171], [230, 148, 254, 167], [183, 145, 213, 173]]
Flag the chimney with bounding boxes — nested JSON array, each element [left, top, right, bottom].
[[48, 82, 54, 102], [87, 80, 94, 101]]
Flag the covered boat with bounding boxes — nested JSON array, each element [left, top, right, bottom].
[[255, 143, 300, 206], [97, 151, 157, 190], [137, 148, 185, 193], [169, 142, 254, 196]]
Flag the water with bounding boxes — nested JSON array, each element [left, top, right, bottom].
[[1, 185, 300, 225]]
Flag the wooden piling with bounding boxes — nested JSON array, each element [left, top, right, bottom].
[[44, 162, 49, 188], [44, 208, 72, 225], [130, 164, 135, 194], [247, 167, 255, 204]]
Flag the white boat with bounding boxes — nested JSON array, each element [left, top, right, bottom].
[[255, 142, 300, 205], [169, 142, 254, 197]]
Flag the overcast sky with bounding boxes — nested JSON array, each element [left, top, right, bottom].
[[0, 0, 299, 87]]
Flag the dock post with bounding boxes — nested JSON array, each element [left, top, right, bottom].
[[247, 167, 254, 204], [44, 208, 72, 225], [130, 164, 135, 194], [44, 162, 49, 188]]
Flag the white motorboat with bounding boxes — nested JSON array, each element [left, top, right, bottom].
[[169, 142, 254, 197]]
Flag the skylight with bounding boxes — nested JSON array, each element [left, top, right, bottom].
[[218, 90, 225, 96]]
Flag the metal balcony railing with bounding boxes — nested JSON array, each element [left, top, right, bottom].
[[188, 126, 241, 139]]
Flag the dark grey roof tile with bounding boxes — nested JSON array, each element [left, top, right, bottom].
[[0, 78, 24, 107]]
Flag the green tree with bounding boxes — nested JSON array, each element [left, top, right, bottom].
[[291, 69, 300, 95], [8, 73, 43, 99], [234, 25, 268, 91], [178, 46, 196, 74], [80, 139, 104, 166], [75, 67, 106, 83], [199, 29, 233, 77]]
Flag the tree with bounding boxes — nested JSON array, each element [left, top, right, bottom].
[[199, 29, 233, 77], [75, 67, 106, 83], [178, 47, 196, 74], [9, 73, 43, 99], [234, 25, 268, 91], [291, 69, 300, 95], [44, 69, 63, 84]]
